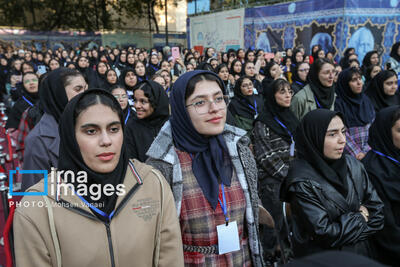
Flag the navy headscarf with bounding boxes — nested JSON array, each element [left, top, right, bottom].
[[170, 70, 233, 209], [334, 67, 375, 127]]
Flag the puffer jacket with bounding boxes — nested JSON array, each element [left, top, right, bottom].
[[146, 121, 265, 267], [14, 160, 184, 267], [280, 155, 384, 258]]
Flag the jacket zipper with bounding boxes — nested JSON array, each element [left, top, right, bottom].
[[105, 223, 116, 267], [56, 165, 143, 267]]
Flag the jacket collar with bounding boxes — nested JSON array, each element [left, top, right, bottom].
[[27, 160, 148, 218], [38, 113, 60, 157], [146, 120, 247, 163]]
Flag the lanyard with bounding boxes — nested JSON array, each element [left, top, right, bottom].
[[124, 108, 131, 125], [273, 117, 294, 141], [295, 81, 304, 86], [165, 87, 170, 94], [22, 96, 34, 107], [247, 100, 258, 116], [314, 96, 322, 108], [372, 150, 400, 165], [274, 116, 295, 156], [189, 153, 229, 225], [75, 194, 116, 221], [73, 161, 140, 221], [218, 184, 229, 226]]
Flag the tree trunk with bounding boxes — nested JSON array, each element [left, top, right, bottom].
[[94, 0, 99, 30], [150, 1, 159, 33], [29, 0, 36, 26], [100, 0, 109, 29]]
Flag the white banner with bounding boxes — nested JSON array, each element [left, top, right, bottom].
[[189, 8, 245, 52]]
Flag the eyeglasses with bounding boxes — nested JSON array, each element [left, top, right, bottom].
[[113, 94, 127, 99], [298, 68, 310, 72], [186, 95, 229, 115], [24, 79, 38, 84]]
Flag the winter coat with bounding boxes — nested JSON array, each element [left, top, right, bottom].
[[22, 113, 59, 191], [280, 155, 384, 258], [146, 121, 265, 267], [290, 84, 336, 121], [14, 160, 184, 267]]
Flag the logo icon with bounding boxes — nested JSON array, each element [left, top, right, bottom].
[[9, 167, 48, 196]]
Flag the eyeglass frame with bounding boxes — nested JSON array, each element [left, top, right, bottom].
[[185, 95, 229, 115], [113, 94, 128, 99]]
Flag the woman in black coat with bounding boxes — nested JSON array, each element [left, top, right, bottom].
[[280, 109, 384, 258], [362, 105, 400, 266]]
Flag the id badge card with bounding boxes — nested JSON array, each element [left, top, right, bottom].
[[216, 221, 240, 254], [290, 141, 295, 157]]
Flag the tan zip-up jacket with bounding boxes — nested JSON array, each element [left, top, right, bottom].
[[14, 160, 184, 267]]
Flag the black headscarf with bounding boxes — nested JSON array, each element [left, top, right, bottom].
[[291, 63, 308, 88], [229, 59, 242, 77], [308, 60, 335, 109], [390, 42, 400, 63], [95, 63, 108, 89], [104, 69, 118, 91], [170, 70, 233, 209], [125, 81, 169, 162], [334, 68, 375, 127], [363, 105, 400, 202], [110, 85, 132, 124], [133, 80, 169, 128], [295, 109, 348, 196], [361, 50, 378, 70], [118, 68, 137, 92], [115, 54, 127, 70], [365, 70, 400, 112], [312, 48, 323, 62], [39, 68, 72, 123], [21, 72, 39, 103], [125, 53, 135, 69], [58, 89, 128, 220], [229, 76, 264, 120], [291, 48, 304, 65], [256, 79, 299, 143]]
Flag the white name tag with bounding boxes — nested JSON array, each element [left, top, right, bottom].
[[216, 221, 240, 254], [290, 141, 295, 157]]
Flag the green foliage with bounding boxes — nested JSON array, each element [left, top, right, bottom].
[[0, 0, 165, 31]]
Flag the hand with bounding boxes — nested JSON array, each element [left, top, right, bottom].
[[228, 74, 235, 85], [10, 75, 18, 87], [176, 58, 184, 66], [356, 152, 366, 160], [359, 205, 369, 222]]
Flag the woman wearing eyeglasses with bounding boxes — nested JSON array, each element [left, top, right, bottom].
[[6, 72, 39, 130], [228, 76, 264, 134], [291, 62, 310, 94], [252, 78, 299, 259], [146, 70, 265, 266], [125, 80, 169, 162], [110, 85, 134, 125], [290, 58, 336, 121]]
